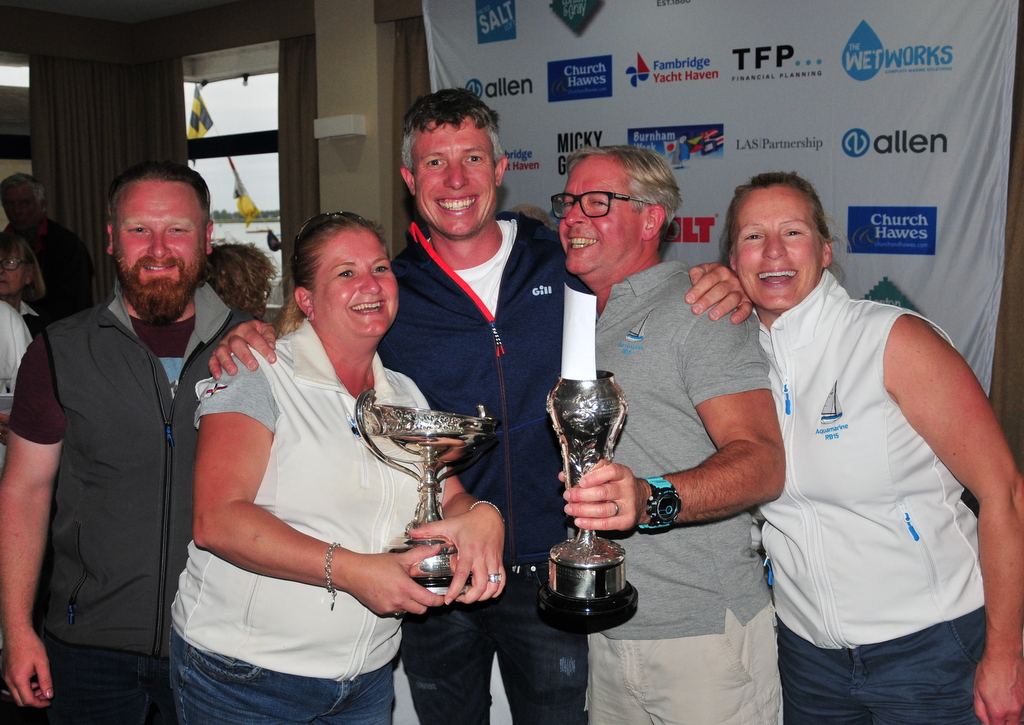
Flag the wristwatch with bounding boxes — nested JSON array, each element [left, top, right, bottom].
[[638, 476, 681, 530]]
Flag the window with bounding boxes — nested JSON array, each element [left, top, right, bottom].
[[184, 42, 282, 314]]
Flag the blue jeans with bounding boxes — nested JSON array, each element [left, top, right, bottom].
[[400, 564, 588, 725], [169, 628, 392, 725], [777, 607, 985, 724], [44, 632, 177, 725]]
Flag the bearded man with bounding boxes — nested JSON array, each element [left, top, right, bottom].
[[0, 161, 250, 725]]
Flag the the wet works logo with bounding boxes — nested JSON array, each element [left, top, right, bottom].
[[842, 20, 952, 81], [848, 206, 937, 255], [626, 53, 716, 87], [548, 55, 612, 102]]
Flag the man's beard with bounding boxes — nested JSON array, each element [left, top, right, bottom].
[[115, 250, 205, 325]]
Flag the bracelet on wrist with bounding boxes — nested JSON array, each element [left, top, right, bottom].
[[468, 499, 504, 523], [325, 542, 341, 611]]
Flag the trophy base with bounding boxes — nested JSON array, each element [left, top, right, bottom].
[[538, 582, 638, 617]]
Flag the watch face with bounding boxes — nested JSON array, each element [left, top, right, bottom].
[[656, 498, 678, 519]]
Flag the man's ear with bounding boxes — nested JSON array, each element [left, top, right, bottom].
[[106, 224, 115, 255], [642, 204, 668, 244], [401, 166, 417, 196]]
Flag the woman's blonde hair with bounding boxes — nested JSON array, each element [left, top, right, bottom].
[[0, 231, 45, 301]]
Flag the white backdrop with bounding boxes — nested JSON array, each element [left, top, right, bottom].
[[424, 0, 1017, 390]]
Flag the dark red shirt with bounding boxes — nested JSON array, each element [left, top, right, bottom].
[[10, 316, 195, 444]]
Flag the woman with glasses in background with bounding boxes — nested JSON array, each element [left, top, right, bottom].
[[0, 232, 49, 338], [170, 212, 505, 725]]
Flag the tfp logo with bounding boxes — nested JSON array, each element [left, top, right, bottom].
[[666, 216, 716, 243], [842, 128, 947, 158], [628, 124, 724, 170], [465, 77, 533, 99], [848, 206, 937, 256], [548, 55, 613, 102], [476, 0, 516, 44], [842, 20, 952, 81], [626, 53, 715, 87], [731, 44, 823, 82]]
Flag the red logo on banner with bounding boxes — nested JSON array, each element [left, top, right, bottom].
[[666, 216, 715, 243]]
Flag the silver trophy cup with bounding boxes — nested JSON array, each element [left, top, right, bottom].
[[538, 372, 638, 617], [355, 389, 497, 594]]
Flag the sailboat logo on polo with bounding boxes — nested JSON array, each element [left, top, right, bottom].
[[816, 381, 847, 440], [618, 310, 652, 355], [626, 310, 653, 341]]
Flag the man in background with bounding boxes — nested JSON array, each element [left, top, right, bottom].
[[1, 173, 93, 321]]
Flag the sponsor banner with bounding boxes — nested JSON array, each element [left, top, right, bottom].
[[628, 124, 724, 169], [548, 55, 613, 102], [422, 0, 1017, 388], [848, 206, 937, 255]]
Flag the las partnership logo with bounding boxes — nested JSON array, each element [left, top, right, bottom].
[[731, 45, 823, 82], [548, 55, 613, 102], [841, 128, 947, 158], [842, 20, 952, 80], [666, 216, 716, 244], [625, 52, 716, 87], [628, 124, 724, 170], [848, 206, 937, 256], [476, 0, 516, 44], [556, 129, 604, 175]]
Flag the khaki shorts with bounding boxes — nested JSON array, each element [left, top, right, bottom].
[[587, 605, 780, 725]]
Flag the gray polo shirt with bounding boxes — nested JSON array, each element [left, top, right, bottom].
[[596, 260, 771, 640]]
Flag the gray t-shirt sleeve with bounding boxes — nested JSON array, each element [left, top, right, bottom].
[[194, 364, 279, 433], [680, 314, 769, 407]]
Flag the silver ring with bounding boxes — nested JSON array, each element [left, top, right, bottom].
[[488, 573, 502, 583], [612, 501, 620, 516]]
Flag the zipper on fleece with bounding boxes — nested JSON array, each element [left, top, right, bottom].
[[409, 223, 516, 556], [408, 223, 505, 357]]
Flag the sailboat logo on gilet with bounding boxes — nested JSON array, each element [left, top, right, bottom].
[[820, 381, 843, 424]]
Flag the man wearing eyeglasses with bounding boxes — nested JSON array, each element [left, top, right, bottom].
[[210, 91, 747, 725], [551, 145, 784, 725], [1, 173, 94, 321]]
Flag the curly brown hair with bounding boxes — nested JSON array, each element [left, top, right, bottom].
[[205, 243, 276, 319]]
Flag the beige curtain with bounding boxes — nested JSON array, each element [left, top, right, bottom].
[[991, 1, 1024, 469], [29, 55, 187, 303], [391, 17, 430, 253], [278, 35, 320, 292]]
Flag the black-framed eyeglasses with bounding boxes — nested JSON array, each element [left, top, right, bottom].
[[0, 258, 27, 271], [550, 191, 652, 219], [292, 211, 370, 265]]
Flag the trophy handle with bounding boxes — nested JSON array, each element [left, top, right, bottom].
[[355, 389, 420, 480]]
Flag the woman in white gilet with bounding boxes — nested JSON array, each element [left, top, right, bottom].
[[723, 172, 1024, 724]]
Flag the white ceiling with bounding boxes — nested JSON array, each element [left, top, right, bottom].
[[0, 0, 240, 24]]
